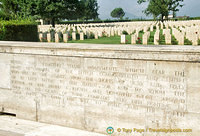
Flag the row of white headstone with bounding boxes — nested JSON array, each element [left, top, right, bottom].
[[38, 20, 200, 45], [121, 28, 199, 45], [39, 31, 100, 43]]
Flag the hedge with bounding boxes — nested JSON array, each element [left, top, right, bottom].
[[0, 20, 39, 42], [58, 18, 155, 24]]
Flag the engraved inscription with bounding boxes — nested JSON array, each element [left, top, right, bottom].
[[10, 56, 188, 128], [0, 63, 10, 89]]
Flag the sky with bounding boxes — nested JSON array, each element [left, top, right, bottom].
[[97, 0, 200, 19]]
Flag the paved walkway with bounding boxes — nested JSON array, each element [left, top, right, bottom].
[[0, 115, 106, 136]]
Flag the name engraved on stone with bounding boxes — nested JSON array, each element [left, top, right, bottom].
[[0, 63, 11, 89], [9, 56, 188, 121]]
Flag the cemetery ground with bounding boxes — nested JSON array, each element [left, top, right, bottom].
[[1, 19, 200, 46], [40, 29, 200, 45], [68, 35, 129, 44], [38, 20, 200, 46]]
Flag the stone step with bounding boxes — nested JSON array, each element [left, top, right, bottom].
[[0, 116, 106, 136]]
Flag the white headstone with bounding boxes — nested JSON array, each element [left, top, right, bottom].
[[47, 33, 51, 42], [154, 31, 160, 45], [165, 34, 171, 45], [143, 33, 148, 45], [131, 34, 137, 44], [95, 32, 98, 39], [178, 34, 184, 45], [72, 32, 76, 40], [39, 33, 43, 42], [121, 35, 126, 44], [55, 33, 60, 43], [63, 33, 69, 43], [80, 32, 84, 40]]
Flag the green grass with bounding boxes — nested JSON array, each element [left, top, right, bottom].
[[184, 38, 192, 45], [148, 30, 156, 45], [171, 35, 178, 45], [54, 31, 198, 46], [67, 35, 131, 44], [158, 29, 166, 45], [136, 31, 144, 44]]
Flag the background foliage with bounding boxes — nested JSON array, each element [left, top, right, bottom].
[[0, 19, 38, 41]]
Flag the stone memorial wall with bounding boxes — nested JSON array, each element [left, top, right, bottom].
[[0, 41, 200, 136]]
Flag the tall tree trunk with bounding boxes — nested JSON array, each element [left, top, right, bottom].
[[161, 14, 164, 22], [52, 17, 55, 28]]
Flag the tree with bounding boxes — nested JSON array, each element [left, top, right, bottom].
[[0, 0, 19, 19], [0, 0, 100, 26], [0, 0, 35, 19], [137, 0, 184, 22], [110, 8, 125, 20], [80, 0, 99, 21], [34, 0, 81, 27]]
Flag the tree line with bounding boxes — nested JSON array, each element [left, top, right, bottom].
[[0, 0, 184, 27]]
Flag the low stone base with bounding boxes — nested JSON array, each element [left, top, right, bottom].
[[0, 116, 106, 136]]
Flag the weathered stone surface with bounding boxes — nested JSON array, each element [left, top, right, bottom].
[[0, 41, 200, 136], [0, 116, 106, 136], [0, 54, 11, 89]]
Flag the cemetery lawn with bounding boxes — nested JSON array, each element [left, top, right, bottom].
[[67, 35, 132, 44], [148, 30, 156, 45]]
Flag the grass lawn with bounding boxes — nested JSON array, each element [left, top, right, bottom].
[[67, 35, 132, 44], [63, 31, 195, 45], [148, 30, 156, 45], [159, 29, 166, 45]]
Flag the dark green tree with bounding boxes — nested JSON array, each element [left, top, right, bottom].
[[0, 0, 18, 19], [80, 0, 99, 21], [0, 0, 99, 26], [137, 0, 184, 22], [0, 0, 35, 19], [110, 8, 125, 20], [34, 0, 81, 27]]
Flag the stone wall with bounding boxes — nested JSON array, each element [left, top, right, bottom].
[[0, 41, 200, 136]]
